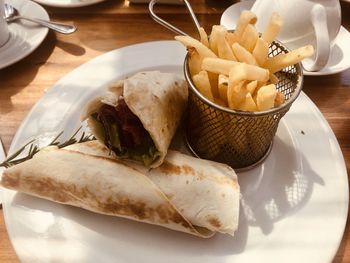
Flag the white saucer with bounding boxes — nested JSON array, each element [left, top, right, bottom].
[[0, 0, 49, 70], [34, 0, 105, 8], [220, 0, 350, 76]]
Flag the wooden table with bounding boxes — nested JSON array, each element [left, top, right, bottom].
[[0, 0, 349, 262]]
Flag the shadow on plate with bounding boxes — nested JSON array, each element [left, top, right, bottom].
[[11, 192, 248, 262], [238, 135, 324, 235]]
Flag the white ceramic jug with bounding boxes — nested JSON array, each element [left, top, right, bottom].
[[251, 0, 341, 71]]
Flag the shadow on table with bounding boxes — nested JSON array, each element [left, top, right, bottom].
[[56, 39, 86, 56], [0, 31, 56, 113]]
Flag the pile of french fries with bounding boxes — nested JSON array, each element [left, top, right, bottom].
[[176, 11, 314, 112]]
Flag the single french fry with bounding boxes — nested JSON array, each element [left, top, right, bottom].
[[208, 72, 219, 98], [262, 12, 284, 45], [209, 25, 227, 55], [230, 63, 270, 85], [228, 64, 246, 87], [252, 38, 269, 66], [240, 24, 259, 52], [227, 79, 246, 109], [217, 27, 237, 60], [218, 74, 229, 104], [192, 70, 214, 101], [175, 35, 217, 58], [265, 45, 314, 73], [202, 57, 269, 80], [214, 97, 227, 107], [226, 32, 239, 46], [202, 57, 239, 75], [232, 42, 257, 65], [188, 47, 202, 76], [199, 27, 210, 47], [246, 80, 258, 94], [274, 91, 285, 107], [241, 92, 258, 112], [256, 84, 277, 111], [235, 10, 257, 39]]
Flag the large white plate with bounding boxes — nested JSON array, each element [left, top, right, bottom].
[[0, 0, 49, 69], [3, 41, 348, 263], [220, 0, 350, 76], [34, 0, 105, 8]]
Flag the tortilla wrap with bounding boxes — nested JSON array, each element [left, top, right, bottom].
[[1, 141, 239, 237], [82, 71, 188, 168]]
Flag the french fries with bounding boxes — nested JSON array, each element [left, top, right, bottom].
[[216, 26, 237, 60], [252, 38, 269, 66], [232, 43, 257, 65], [202, 57, 239, 75], [261, 12, 284, 45], [188, 47, 202, 76], [175, 11, 314, 112], [256, 84, 277, 111], [175, 35, 217, 58], [240, 24, 259, 52], [265, 45, 315, 73], [235, 10, 257, 39], [192, 70, 214, 101], [199, 27, 209, 47]]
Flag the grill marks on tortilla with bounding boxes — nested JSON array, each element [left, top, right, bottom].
[[158, 161, 196, 176], [100, 198, 190, 227], [2, 148, 202, 235], [19, 173, 192, 228], [1, 172, 19, 188], [157, 161, 237, 188], [208, 217, 222, 228], [22, 176, 93, 203]]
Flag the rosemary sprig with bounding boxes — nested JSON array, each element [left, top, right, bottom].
[[0, 127, 94, 168]]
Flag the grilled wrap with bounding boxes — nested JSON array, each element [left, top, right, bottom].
[[1, 140, 240, 238], [82, 71, 188, 168]]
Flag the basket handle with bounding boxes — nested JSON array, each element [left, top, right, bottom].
[[149, 0, 201, 37]]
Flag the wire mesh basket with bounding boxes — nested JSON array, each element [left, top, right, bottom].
[[185, 41, 303, 171]]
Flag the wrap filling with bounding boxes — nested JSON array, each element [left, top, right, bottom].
[[90, 96, 160, 166]]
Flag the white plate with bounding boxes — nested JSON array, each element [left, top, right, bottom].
[[220, 0, 350, 76], [3, 41, 348, 263], [0, 0, 49, 69], [34, 0, 105, 8]]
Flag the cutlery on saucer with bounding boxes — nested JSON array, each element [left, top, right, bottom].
[[4, 3, 77, 34]]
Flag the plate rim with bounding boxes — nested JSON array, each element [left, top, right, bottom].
[[2, 40, 349, 263], [33, 0, 105, 8]]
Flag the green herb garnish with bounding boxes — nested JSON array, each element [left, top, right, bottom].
[[0, 127, 94, 168]]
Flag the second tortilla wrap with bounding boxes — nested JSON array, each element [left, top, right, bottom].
[[1, 140, 239, 237]]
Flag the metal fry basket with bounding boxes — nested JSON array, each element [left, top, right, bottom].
[[148, 0, 304, 171], [185, 42, 303, 171]]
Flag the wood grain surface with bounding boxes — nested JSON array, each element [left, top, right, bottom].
[[1, 0, 350, 262]]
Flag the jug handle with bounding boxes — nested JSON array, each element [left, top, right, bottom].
[[302, 4, 330, 72]]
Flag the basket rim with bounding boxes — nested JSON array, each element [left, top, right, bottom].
[[184, 40, 304, 117]]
